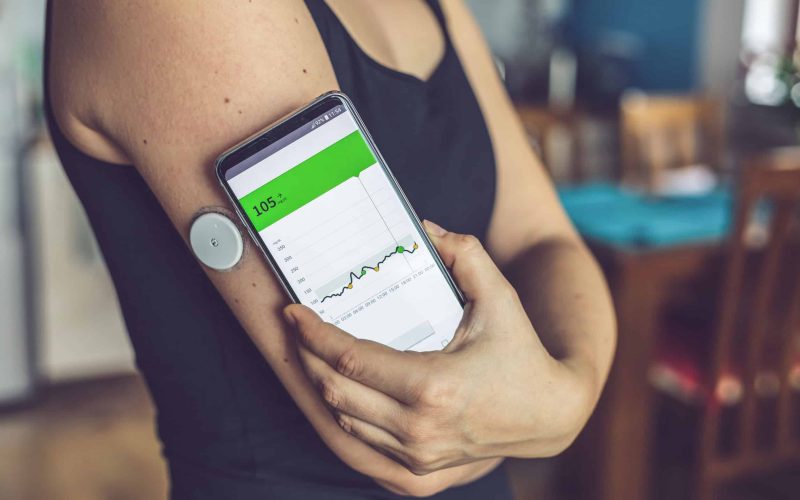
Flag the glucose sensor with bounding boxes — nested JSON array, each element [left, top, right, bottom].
[[189, 211, 244, 271]]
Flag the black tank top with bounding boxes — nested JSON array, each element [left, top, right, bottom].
[[45, 1, 508, 498]]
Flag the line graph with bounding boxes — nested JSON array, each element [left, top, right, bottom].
[[319, 241, 419, 302]]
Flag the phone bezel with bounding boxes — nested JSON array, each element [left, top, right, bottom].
[[215, 91, 465, 311]]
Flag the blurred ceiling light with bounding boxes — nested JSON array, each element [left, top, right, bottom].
[[744, 54, 788, 105], [741, 0, 793, 55]]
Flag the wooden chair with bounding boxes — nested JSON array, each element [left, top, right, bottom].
[[517, 104, 583, 183], [620, 93, 725, 191], [652, 148, 800, 499]]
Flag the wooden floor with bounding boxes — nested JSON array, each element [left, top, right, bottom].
[[0, 375, 168, 500]]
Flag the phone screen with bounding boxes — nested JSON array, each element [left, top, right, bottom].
[[219, 95, 463, 351]]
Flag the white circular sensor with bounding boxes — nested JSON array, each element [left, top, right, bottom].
[[190, 212, 244, 271]]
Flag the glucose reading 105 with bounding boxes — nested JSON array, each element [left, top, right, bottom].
[[225, 104, 463, 352]]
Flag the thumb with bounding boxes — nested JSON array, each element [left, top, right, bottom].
[[284, 303, 325, 336], [422, 220, 511, 302]]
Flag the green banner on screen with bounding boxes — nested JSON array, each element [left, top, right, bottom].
[[239, 131, 376, 231]]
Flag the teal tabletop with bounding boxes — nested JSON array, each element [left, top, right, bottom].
[[558, 182, 734, 248]]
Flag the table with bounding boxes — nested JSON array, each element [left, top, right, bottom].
[[556, 182, 737, 499], [577, 241, 724, 500]]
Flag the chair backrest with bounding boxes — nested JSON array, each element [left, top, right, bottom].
[[517, 105, 581, 183], [702, 148, 800, 472], [620, 93, 725, 190]]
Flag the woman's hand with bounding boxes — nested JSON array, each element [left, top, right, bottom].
[[285, 220, 598, 475]]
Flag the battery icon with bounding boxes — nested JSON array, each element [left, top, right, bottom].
[[324, 114, 330, 121]]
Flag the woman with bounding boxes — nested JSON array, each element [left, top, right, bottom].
[[45, 0, 615, 498]]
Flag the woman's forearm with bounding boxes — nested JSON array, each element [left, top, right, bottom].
[[290, 226, 616, 470], [506, 236, 616, 409]]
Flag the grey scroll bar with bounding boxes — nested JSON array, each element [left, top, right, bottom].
[[388, 321, 435, 351]]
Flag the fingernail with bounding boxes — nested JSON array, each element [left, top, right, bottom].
[[423, 219, 447, 237], [336, 412, 353, 433], [283, 307, 297, 328]]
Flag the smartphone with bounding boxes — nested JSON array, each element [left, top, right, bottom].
[[216, 92, 464, 352]]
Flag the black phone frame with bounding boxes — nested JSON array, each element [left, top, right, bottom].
[[215, 91, 465, 311]]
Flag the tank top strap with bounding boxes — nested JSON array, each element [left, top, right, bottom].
[[302, 0, 333, 39], [424, 0, 452, 44], [302, 0, 360, 90]]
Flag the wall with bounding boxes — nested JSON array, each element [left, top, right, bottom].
[[0, 0, 41, 403], [1, 0, 135, 388], [572, 0, 703, 91], [699, 0, 746, 92]]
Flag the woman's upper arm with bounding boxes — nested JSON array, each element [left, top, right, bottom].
[[50, 0, 336, 372], [48, 0, 473, 494], [441, 0, 580, 266]]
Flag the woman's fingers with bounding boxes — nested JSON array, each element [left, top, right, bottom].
[[422, 220, 511, 302], [285, 304, 432, 403], [296, 343, 409, 434], [338, 411, 452, 476], [335, 411, 450, 476], [334, 412, 408, 462], [296, 343, 452, 474]]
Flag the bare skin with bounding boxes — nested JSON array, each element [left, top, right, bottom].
[[48, 0, 615, 496]]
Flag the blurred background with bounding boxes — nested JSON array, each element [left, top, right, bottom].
[[1, 0, 800, 499]]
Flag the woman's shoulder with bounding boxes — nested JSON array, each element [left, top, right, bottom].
[[47, 0, 336, 165]]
